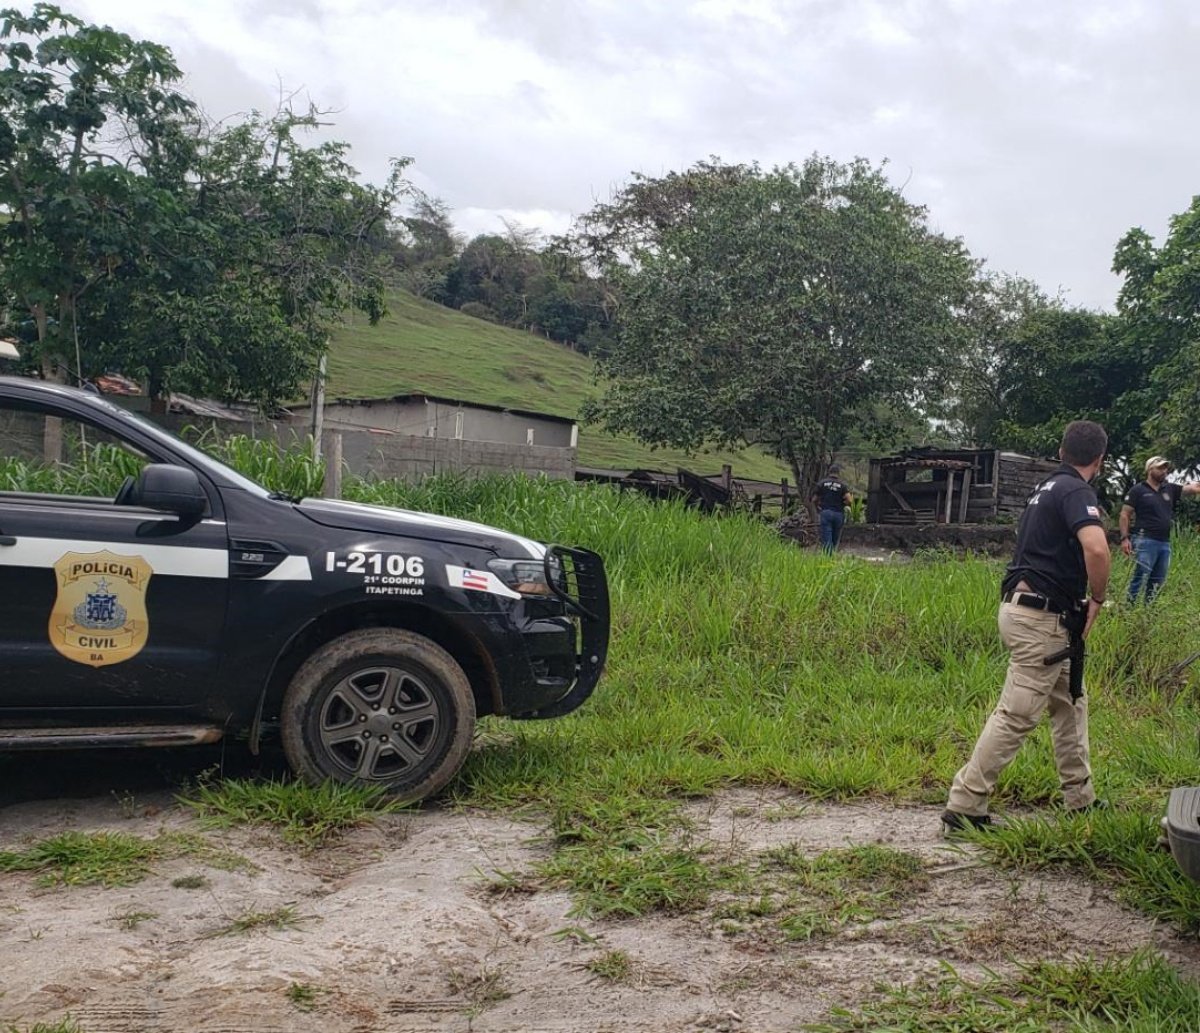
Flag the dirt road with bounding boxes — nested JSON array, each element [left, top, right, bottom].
[[2, 763, 1197, 1033]]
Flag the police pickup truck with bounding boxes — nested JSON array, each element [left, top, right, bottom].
[[0, 377, 609, 802]]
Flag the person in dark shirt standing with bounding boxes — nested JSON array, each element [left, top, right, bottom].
[[943, 420, 1111, 833], [1120, 456, 1200, 604], [811, 464, 852, 553]]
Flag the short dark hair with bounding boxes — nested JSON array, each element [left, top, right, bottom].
[[828, 463, 841, 474], [1060, 420, 1107, 466]]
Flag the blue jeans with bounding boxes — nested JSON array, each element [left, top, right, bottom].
[[1127, 535, 1171, 603], [819, 508, 845, 553]]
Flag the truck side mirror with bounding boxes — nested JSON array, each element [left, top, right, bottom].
[[135, 464, 208, 517]]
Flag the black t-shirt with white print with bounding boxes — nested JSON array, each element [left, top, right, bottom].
[[1124, 480, 1183, 542], [1002, 464, 1103, 606], [814, 478, 850, 512]]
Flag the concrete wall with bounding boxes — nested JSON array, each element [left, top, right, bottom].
[[316, 400, 429, 436], [2, 404, 575, 487], [146, 414, 576, 483], [335, 430, 574, 481], [298, 397, 575, 449], [0, 409, 44, 461]]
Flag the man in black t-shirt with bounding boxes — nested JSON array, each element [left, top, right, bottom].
[[944, 420, 1111, 833], [1120, 455, 1200, 604], [810, 464, 852, 553]]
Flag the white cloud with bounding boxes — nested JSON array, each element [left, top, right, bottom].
[[70, 0, 1200, 310], [456, 207, 573, 242], [863, 2, 918, 47]]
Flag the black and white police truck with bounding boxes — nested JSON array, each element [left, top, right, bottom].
[[0, 377, 609, 801]]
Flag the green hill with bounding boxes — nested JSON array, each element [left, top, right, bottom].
[[327, 290, 792, 482]]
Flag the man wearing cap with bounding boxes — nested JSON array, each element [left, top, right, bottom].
[[811, 464, 852, 553], [1120, 456, 1200, 604], [943, 420, 1110, 833]]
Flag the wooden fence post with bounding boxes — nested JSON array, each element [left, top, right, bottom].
[[325, 429, 343, 499]]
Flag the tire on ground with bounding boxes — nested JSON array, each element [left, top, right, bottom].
[[281, 628, 476, 804]]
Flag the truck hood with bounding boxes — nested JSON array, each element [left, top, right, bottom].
[[296, 497, 545, 558]]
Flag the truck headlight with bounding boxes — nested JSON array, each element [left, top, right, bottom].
[[487, 556, 560, 597]]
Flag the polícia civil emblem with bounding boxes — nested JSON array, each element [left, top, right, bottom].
[[49, 551, 152, 667]]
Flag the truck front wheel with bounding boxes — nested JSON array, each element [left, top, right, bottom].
[[281, 628, 476, 803]]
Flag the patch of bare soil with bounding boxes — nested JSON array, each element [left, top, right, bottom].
[[838, 523, 1017, 556], [2, 786, 1198, 1033]]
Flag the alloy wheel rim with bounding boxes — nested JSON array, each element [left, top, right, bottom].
[[317, 665, 443, 780]]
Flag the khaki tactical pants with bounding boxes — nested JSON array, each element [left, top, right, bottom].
[[946, 602, 1095, 816]]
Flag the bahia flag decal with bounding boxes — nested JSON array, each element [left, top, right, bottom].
[[445, 564, 521, 599]]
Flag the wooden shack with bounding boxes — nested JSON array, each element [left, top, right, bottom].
[[866, 448, 1059, 525]]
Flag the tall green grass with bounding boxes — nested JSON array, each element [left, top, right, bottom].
[[349, 471, 1188, 808], [185, 428, 326, 498], [2, 431, 324, 499], [0, 442, 144, 497]]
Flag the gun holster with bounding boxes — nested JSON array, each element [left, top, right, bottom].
[[1044, 603, 1086, 704]]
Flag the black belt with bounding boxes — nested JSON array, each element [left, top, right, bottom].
[[1002, 591, 1067, 615]]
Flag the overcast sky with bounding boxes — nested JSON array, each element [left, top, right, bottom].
[[74, 0, 1199, 311]]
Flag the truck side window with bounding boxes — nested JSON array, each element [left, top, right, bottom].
[[0, 400, 149, 500]]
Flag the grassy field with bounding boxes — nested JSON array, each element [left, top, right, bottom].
[[326, 289, 792, 481]]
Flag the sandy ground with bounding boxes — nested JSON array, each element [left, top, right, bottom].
[[2, 758, 1198, 1033]]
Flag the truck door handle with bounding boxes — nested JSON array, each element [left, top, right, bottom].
[[0, 535, 16, 546]]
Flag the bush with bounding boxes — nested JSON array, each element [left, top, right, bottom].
[[459, 301, 499, 323]]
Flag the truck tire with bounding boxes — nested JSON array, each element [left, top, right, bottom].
[[281, 628, 476, 803]]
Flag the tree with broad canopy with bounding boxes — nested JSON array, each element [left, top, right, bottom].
[[1113, 196, 1200, 472], [572, 156, 977, 502], [0, 4, 406, 408]]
